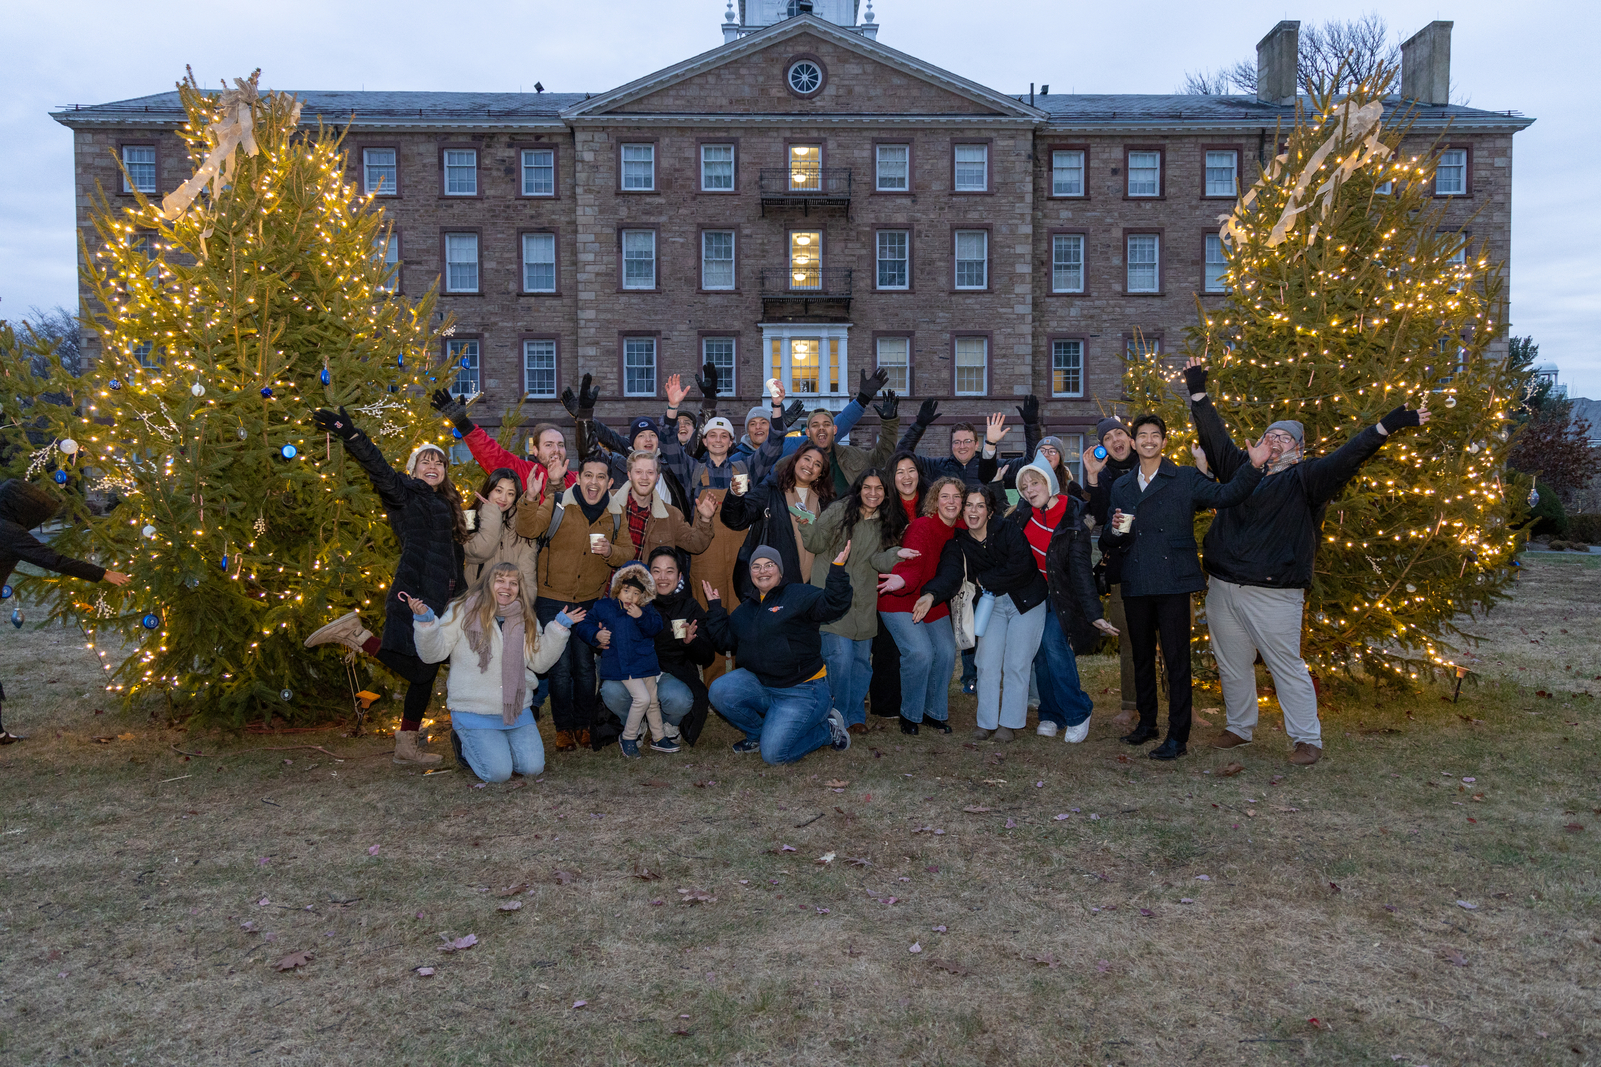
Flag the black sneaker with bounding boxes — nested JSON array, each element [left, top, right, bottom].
[[827, 708, 851, 751], [731, 737, 761, 754]]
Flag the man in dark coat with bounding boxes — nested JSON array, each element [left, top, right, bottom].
[[702, 545, 853, 765], [0, 479, 131, 742], [1082, 415, 1141, 724], [1099, 414, 1269, 761], [1182, 358, 1431, 767]]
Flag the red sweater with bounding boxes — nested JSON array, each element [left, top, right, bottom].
[[464, 426, 577, 502], [879, 515, 957, 619], [1024, 496, 1067, 577]]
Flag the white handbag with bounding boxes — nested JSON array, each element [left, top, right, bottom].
[[948, 552, 978, 651]]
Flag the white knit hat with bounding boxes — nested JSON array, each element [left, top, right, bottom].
[[405, 443, 449, 475]]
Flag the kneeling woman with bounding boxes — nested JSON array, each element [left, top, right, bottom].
[[410, 562, 583, 782]]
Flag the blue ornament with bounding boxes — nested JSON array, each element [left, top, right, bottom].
[[109, 379, 122, 390], [220, 555, 229, 570], [451, 428, 462, 439], [319, 367, 330, 385], [185, 575, 200, 588], [397, 355, 405, 368], [53, 470, 68, 484], [0, 585, 10, 599], [281, 444, 298, 459], [141, 613, 160, 630], [279, 688, 294, 702], [9, 609, 22, 629], [260, 387, 274, 399]]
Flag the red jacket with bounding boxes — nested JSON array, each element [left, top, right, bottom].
[[879, 515, 957, 620], [463, 426, 575, 501]]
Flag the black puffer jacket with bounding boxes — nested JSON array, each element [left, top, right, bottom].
[[1011, 496, 1105, 655], [651, 577, 717, 745], [0, 480, 104, 589], [705, 564, 852, 689], [719, 480, 806, 604], [922, 520, 1047, 615], [342, 433, 465, 658]]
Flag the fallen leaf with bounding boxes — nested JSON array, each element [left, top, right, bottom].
[[1564, 823, 1585, 832], [1180, 898, 1194, 904], [497, 901, 523, 912], [553, 870, 577, 885], [438, 934, 478, 952], [1004, 818, 1017, 828], [643, 778, 670, 787], [1462, 776, 1476, 783], [845, 944, 863, 958], [908, 942, 922, 954], [1031, 952, 1061, 968], [1218, 762, 1245, 777], [1138, 908, 1153, 917], [257, 897, 270, 907], [1194, 875, 1211, 882], [1456, 900, 1478, 910], [633, 865, 662, 881], [1309, 1017, 1331, 1032], [693, 779, 716, 788], [497, 882, 531, 897], [825, 779, 850, 788], [117, 733, 135, 741], [274, 951, 313, 972], [572, 1000, 587, 1009], [962, 805, 994, 813], [1053, 813, 1071, 821], [1439, 947, 1468, 966], [1095, 959, 1111, 974], [367, 844, 381, 856], [1245, 810, 1257, 818], [1329, 882, 1341, 893], [928, 958, 971, 976], [816, 852, 836, 865], [846, 856, 872, 867], [678, 888, 717, 904], [415, 966, 435, 977]]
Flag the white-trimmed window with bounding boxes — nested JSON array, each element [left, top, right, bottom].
[[447, 338, 480, 395], [622, 144, 655, 190], [1051, 150, 1084, 196], [954, 144, 988, 192], [954, 336, 987, 395], [954, 230, 987, 290], [700, 144, 734, 191], [702, 337, 735, 394], [523, 339, 557, 398], [876, 144, 909, 191], [1126, 233, 1159, 293], [444, 233, 479, 292], [522, 232, 556, 293], [1205, 151, 1238, 196], [375, 233, 399, 293], [444, 150, 477, 196], [1127, 151, 1160, 197], [1204, 233, 1229, 293], [1376, 179, 1394, 195], [1051, 234, 1084, 293], [876, 230, 909, 290], [876, 336, 909, 392], [363, 149, 397, 196], [1051, 339, 1083, 397], [701, 230, 735, 290], [521, 148, 554, 196], [1060, 432, 1085, 485], [1127, 335, 1160, 359], [121, 146, 156, 193], [789, 145, 821, 191], [623, 337, 657, 396], [622, 230, 656, 289], [1435, 149, 1467, 195]]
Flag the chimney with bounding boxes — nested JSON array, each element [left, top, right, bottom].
[[1401, 21, 1453, 105], [1256, 20, 1300, 105]]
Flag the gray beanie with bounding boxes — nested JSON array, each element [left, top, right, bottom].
[[745, 405, 772, 431], [1265, 420, 1305, 446], [1095, 416, 1128, 444], [749, 546, 784, 576], [1037, 435, 1066, 458]]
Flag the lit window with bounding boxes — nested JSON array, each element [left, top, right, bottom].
[[444, 233, 479, 292], [522, 233, 556, 293], [448, 338, 480, 395], [1204, 234, 1229, 293], [122, 146, 156, 193], [1052, 150, 1084, 196], [521, 148, 554, 196], [789, 145, 821, 191], [702, 337, 735, 394], [702, 230, 735, 290], [876, 230, 908, 290], [790, 338, 820, 394], [954, 144, 988, 192], [363, 149, 397, 196], [621, 144, 655, 191], [876, 336, 909, 393], [1126, 234, 1159, 293], [790, 230, 821, 290], [623, 337, 657, 396], [1051, 339, 1083, 397], [622, 230, 656, 289], [375, 233, 399, 293], [1435, 149, 1467, 195], [700, 144, 734, 191], [1127, 150, 1160, 196], [954, 230, 987, 289], [444, 150, 477, 196], [954, 337, 987, 396], [1051, 234, 1083, 293], [524, 339, 557, 398], [1205, 151, 1238, 196], [1060, 433, 1085, 484], [876, 144, 909, 191]]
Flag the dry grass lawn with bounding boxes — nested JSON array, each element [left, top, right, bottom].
[[1, 557, 1597, 1066]]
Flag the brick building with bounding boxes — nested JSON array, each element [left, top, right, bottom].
[[53, 8, 1533, 477]]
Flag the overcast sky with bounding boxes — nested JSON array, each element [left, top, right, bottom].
[[3, 0, 1595, 396]]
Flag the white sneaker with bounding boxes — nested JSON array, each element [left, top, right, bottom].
[[1035, 721, 1059, 737], [1062, 720, 1090, 744]]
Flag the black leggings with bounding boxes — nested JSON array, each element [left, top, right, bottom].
[[376, 649, 440, 732]]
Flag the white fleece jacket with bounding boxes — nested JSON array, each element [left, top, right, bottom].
[[413, 604, 570, 718]]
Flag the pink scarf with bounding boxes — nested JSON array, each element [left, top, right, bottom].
[[461, 593, 528, 725]]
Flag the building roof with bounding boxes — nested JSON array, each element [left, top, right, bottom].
[[1021, 92, 1533, 131], [52, 90, 590, 130]]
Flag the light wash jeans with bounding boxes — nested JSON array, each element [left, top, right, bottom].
[[878, 611, 957, 723], [708, 669, 834, 765], [602, 675, 693, 729], [974, 597, 1047, 730], [1206, 579, 1321, 747], [821, 632, 873, 727], [455, 721, 545, 783]]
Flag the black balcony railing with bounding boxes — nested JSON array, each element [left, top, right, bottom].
[[758, 167, 852, 216], [758, 268, 853, 318]]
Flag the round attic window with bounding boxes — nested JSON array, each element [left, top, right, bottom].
[[787, 59, 824, 96]]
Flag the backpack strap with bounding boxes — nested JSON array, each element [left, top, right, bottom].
[[536, 497, 565, 551]]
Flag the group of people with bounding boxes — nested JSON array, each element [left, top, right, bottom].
[[287, 356, 1429, 780]]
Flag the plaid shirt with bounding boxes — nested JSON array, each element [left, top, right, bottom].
[[625, 494, 651, 548]]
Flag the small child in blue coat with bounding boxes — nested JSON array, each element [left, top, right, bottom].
[[575, 563, 675, 757]]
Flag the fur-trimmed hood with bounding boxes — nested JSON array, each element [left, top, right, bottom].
[[609, 562, 656, 603]]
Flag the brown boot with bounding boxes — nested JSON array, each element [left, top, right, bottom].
[[1290, 742, 1322, 766], [304, 610, 374, 654], [1210, 730, 1251, 749], [552, 730, 577, 752], [574, 728, 592, 748], [393, 729, 443, 766]]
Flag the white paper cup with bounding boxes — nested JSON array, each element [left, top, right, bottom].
[[766, 377, 782, 400], [1114, 513, 1135, 535], [671, 619, 689, 640], [590, 533, 609, 554], [463, 509, 478, 531], [732, 473, 750, 493]]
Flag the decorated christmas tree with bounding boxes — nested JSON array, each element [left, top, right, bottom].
[[1121, 68, 1530, 685], [15, 72, 456, 726]]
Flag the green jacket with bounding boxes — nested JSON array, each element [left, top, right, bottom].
[[800, 499, 904, 641]]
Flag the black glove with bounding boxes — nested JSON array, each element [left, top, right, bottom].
[[560, 386, 580, 419], [1183, 364, 1208, 397], [915, 398, 941, 428], [1379, 405, 1422, 433], [576, 372, 600, 420], [694, 361, 720, 400], [873, 389, 899, 420], [1017, 393, 1039, 425], [430, 388, 473, 435], [782, 399, 806, 429], [313, 406, 359, 441], [855, 366, 890, 408]]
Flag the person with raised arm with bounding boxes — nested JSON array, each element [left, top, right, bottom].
[[769, 368, 899, 497], [1182, 358, 1431, 766], [1080, 415, 1140, 726], [431, 389, 572, 501], [896, 396, 1039, 487]]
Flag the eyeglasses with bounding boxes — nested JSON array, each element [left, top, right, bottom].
[[1263, 431, 1298, 445]]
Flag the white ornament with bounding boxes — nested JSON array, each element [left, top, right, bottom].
[[191, 382, 206, 397], [59, 439, 79, 456], [1444, 395, 1457, 408], [142, 524, 158, 539]]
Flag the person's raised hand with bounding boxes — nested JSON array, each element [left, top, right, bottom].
[[1189, 442, 1210, 476], [1093, 617, 1120, 636], [696, 492, 718, 521], [1417, 403, 1432, 426], [856, 366, 890, 407], [782, 399, 806, 428], [1380, 405, 1426, 433], [833, 539, 851, 566], [577, 372, 599, 418], [102, 571, 131, 586], [701, 579, 720, 602], [1182, 357, 1208, 398], [984, 412, 1008, 445], [1017, 393, 1039, 426], [1246, 434, 1272, 468], [873, 389, 899, 420], [911, 593, 933, 623], [1082, 446, 1106, 479], [877, 573, 906, 594], [665, 373, 690, 408], [560, 386, 580, 418], [562, 605, 587, 626], [896, 547, 921, 560], [915, 398, 940, 427], [401, 592, 430, 616], [312, 407, 359, 440]]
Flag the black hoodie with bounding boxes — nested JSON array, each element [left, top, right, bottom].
[[0, 480, 105, 589]]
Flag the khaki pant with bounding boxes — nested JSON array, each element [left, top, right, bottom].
[[620, 676, 676, 743], [1205, 579, 1321, 747], [1107, 584, 1138, 712]]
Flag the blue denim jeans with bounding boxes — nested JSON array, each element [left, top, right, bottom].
[[455, 721, 545, 783], [974, 597, 1047, 730], [820, 633, 873, 727], [878, 611, 957, 723], [708, 669, 833, 765], [601, 675, 693, 728], [1033, 599, 1094, 728]]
